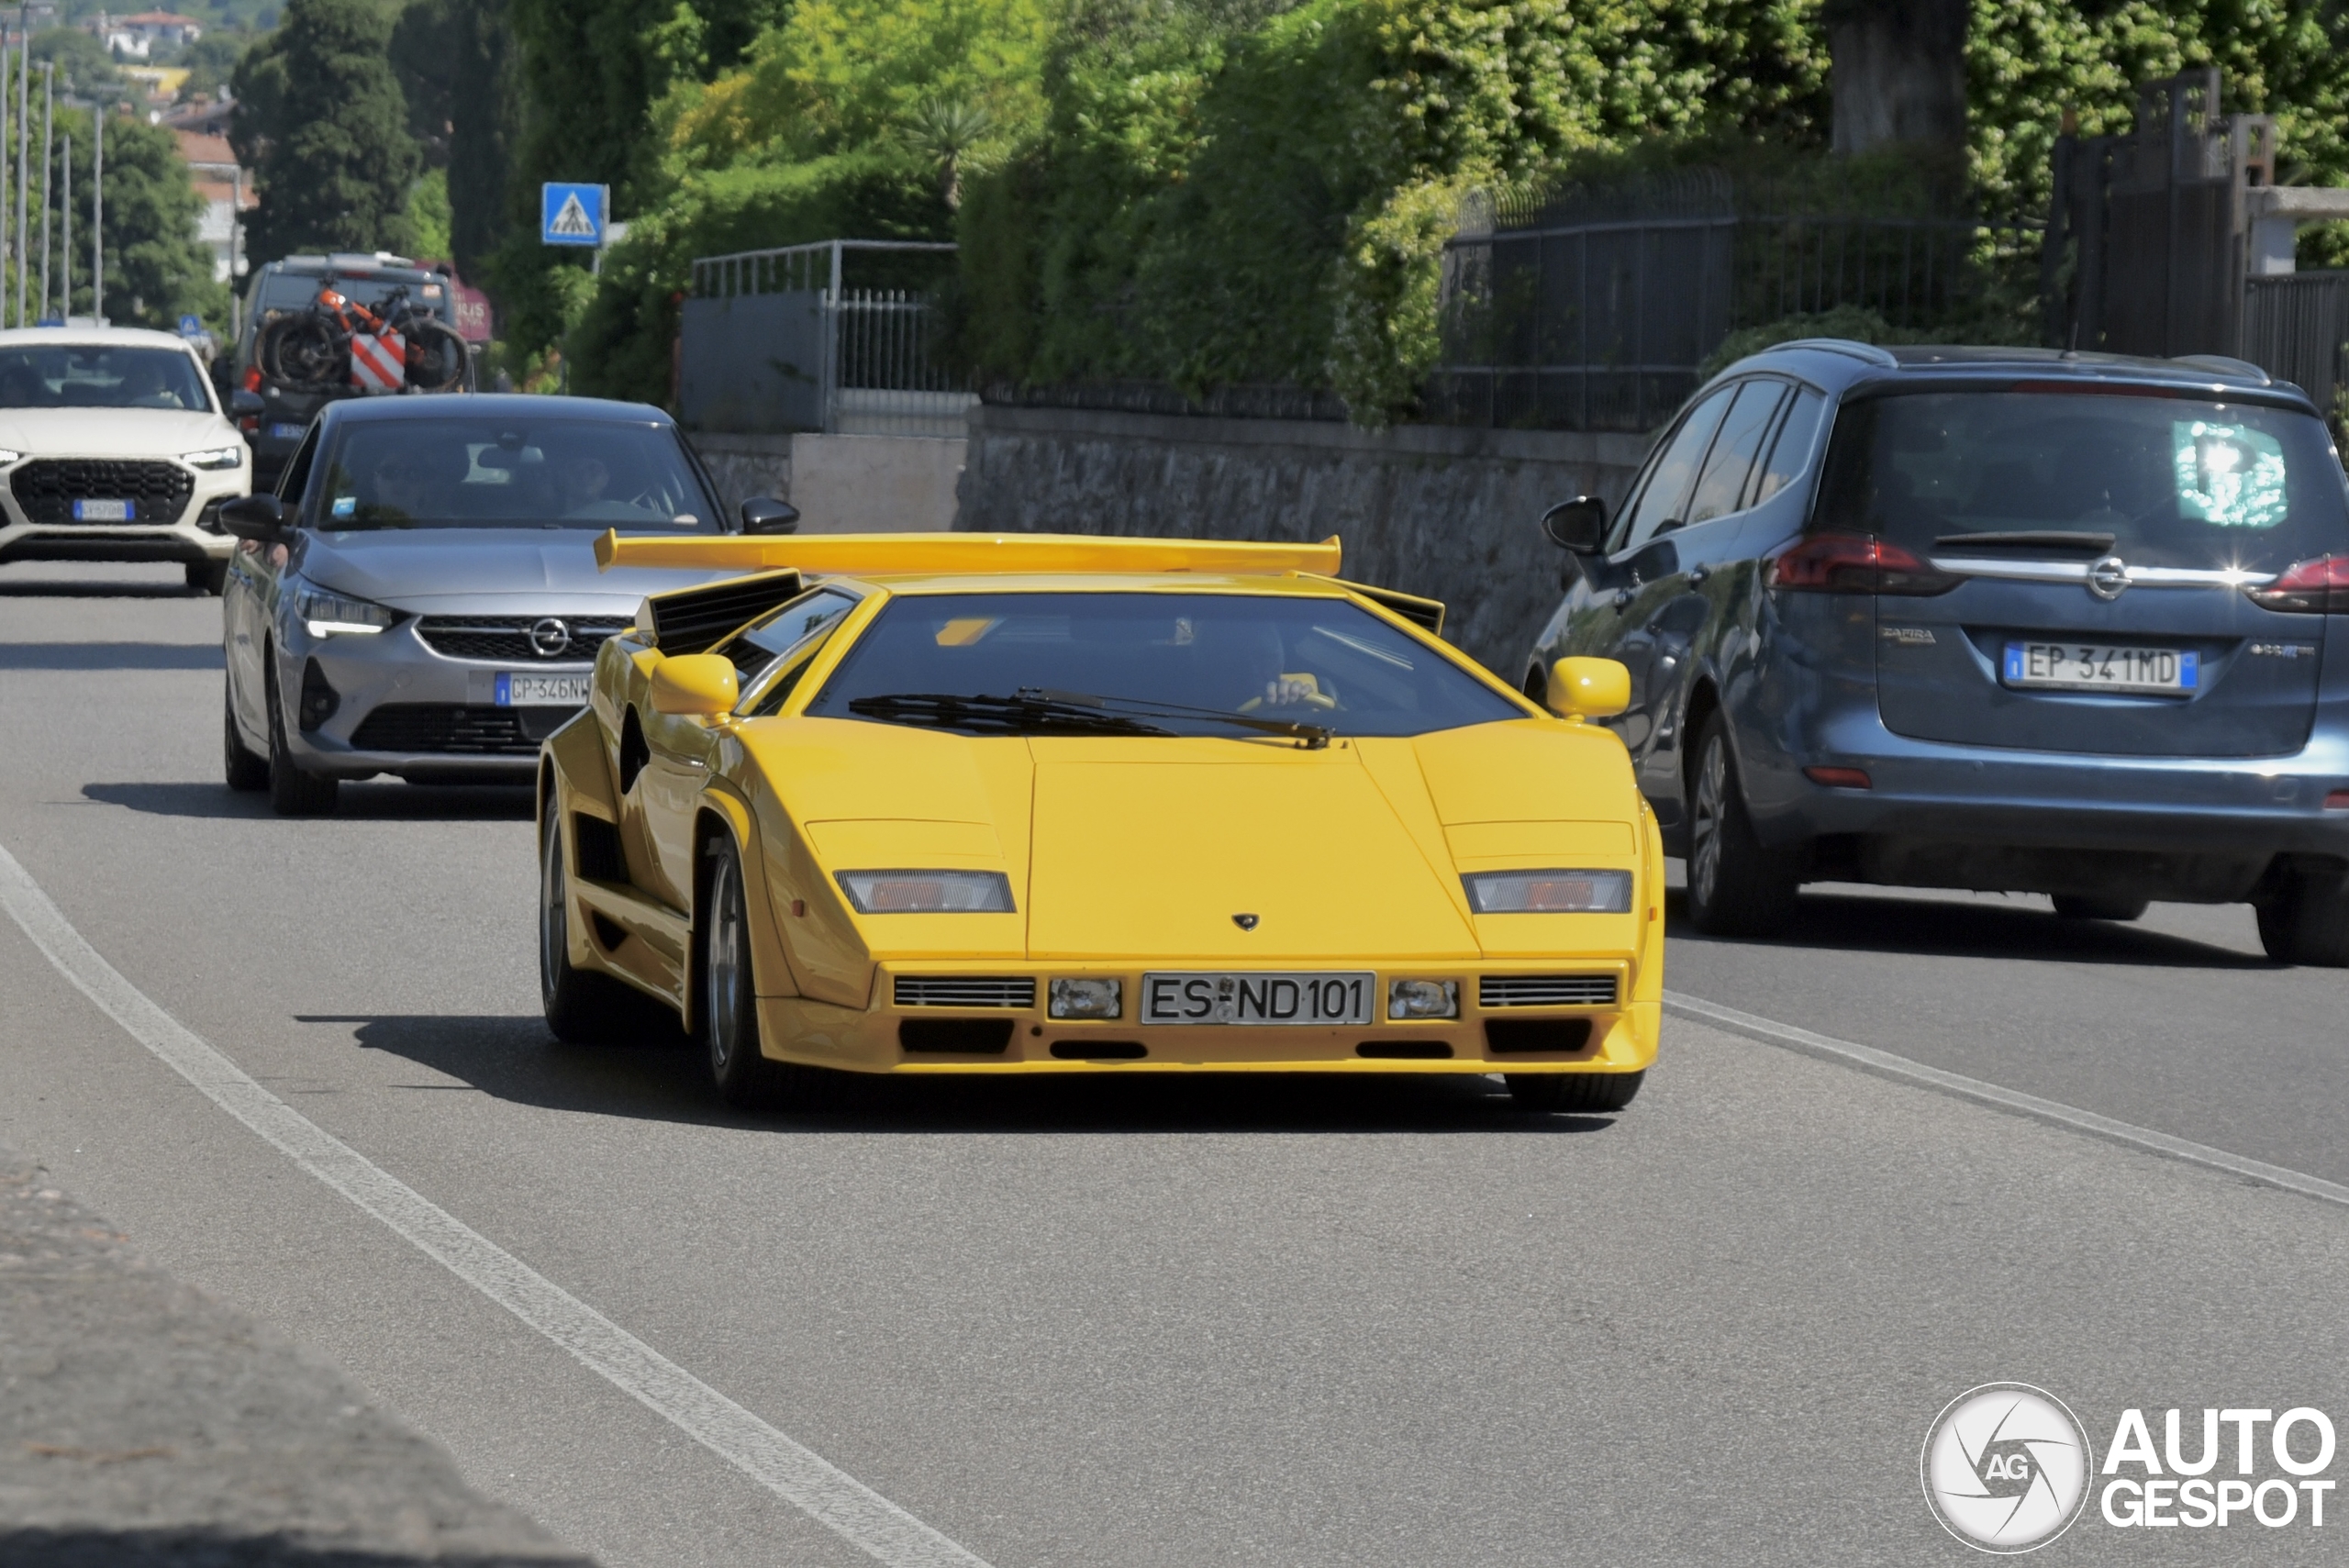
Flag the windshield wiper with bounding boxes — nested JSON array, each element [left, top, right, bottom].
[[1022, 686, 1332, 748], [1933, 530, 2117, 554], [845, 689, 1331, 748]]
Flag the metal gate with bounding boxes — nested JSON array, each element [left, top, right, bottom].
[[2243, 270, 2349, 414]]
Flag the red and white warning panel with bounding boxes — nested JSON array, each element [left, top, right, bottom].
[[350, 332, 406, 393]]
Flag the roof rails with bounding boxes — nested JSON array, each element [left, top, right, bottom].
[[595, 531, 1346, 578], [2171, 353, 2272, 385], [1765, 338, 1901, 369]]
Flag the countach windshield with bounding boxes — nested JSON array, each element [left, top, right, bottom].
[[312, 417, 720, 531], [1818, 390, 2349, 572], [807, 592, 1526, 739]]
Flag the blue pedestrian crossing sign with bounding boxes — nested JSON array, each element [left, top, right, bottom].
[[178, 314, 203, 337], [541, 183, 607, 247]]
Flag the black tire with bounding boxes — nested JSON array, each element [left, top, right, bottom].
[[402, 317, 471, 392], [259, 313, 344, 389], [223, 677, 268, 792], [2254, 867, 2349, 966], [700, 835, 831, 1109], [540, 816, 645, 1043], [186, 559, 228, 595], [264, 656, 340, 817], [1685, 714, 1801, 937], [1507, 1071, 1644, 1113], [2052, 894, 2150, 922]]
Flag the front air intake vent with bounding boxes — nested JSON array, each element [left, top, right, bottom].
[[899, 1018, 1015, 1053], [646, 571, 807, 655], [1479, 974, 1619, 1007], [894, 976, 1037, 1009]]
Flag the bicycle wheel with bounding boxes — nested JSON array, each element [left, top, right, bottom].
[[261, 314, 346, 388], [401, 318, 470, 392]]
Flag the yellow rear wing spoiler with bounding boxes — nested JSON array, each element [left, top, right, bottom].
[[595, 529, 1344, 578]]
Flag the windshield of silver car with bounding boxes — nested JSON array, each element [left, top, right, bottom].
[[806, 592, 1528, 739], [1818, 390, 2349, 572], [0, 346, 212, 411], [312, 418, 719, 531]]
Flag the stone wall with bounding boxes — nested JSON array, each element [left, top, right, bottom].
[[953, 405, 1651, 676]]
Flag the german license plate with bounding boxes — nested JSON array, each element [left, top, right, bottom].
[[1141, 971, 1375, 1026], [495, 673, 590, 707], [2003, 641, 2198, 695], [72, 499, 132, 521]]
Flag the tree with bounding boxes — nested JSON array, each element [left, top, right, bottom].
[[30, 28, 122, 95], [390, 0, 517, 280], [230, 0, 422, 264], [176, 30, 263, 103], [75, 110, 228, 329]]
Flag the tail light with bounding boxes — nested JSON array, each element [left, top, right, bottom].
[[1766, 533, 1957, 595], [2246, 555, 2349, 614], [241, 364, 262, 392]]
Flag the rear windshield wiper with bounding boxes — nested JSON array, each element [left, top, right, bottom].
[[1932, 530, 2117, 554], [845, 689, 1331, 748]]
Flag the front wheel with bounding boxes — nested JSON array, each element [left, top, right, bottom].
[[1507, 1071, 1644, 1113], [223, 677, 268, 792], [540, 816, 643, 1042], [2254, 866, 2349, 966], [1685, 715, 1800, 937]]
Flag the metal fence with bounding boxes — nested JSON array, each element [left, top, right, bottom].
[[678, 240, 973, 437], [1427, 171, 2040, 432], [2243, 270, 2349, 415]]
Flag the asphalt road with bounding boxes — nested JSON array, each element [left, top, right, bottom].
[[4, 561, 2347, 1566]]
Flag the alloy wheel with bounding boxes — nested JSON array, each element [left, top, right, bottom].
[[706, 853, 746, 1078], [539, 825, 566, 1006], [1691, 735, 1726, 906]]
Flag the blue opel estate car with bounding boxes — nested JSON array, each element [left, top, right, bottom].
[[1528, 340, 2349, 964]]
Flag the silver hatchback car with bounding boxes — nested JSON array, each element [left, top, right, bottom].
[[217, 394, 793, 815]]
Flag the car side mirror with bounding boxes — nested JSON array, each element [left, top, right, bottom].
[[229, 389, 267, 418], [217, 493, 288, 544], [1544, 657, 1631, 722], [1541, 496, 1609, 554], [649, 653, 740, 717], [740, 496, 799, 535]]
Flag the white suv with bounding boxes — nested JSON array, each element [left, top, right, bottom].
[[0, 326, 256, 593]]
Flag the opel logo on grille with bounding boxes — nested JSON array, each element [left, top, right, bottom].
[[529, 617, 573, 657], [2086, 555, 2131, 601]]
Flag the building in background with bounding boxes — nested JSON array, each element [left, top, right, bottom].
[[99, 11, 203, 61], [171, 112, 251, 284]]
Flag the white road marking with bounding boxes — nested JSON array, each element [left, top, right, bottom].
[[0, 840, 995, 1568], [1664, 988, 2349, 1210]]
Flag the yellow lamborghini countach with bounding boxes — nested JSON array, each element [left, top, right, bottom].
[[536, 532, 1660, 1112]]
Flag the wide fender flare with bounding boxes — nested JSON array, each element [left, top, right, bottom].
[[540, 707, 618, 844], [693, 782, 803, 1005]]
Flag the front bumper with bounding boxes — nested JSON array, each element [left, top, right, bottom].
[[754, 962, 1660, 1076], [0, 469, 244, 567], [277, 615, 594, 783]]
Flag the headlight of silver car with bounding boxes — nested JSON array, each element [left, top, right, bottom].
[[1462, 870, 1633, 914], [181, 446, 245, 471], [835, 870, 1015, 914], [289, 577, 397, 638]]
